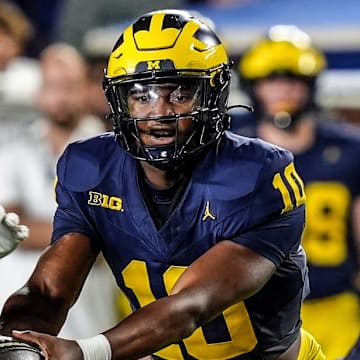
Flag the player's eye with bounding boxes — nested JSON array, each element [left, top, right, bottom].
[[170, 89, 193, 104], [131, 93, 151, 103]]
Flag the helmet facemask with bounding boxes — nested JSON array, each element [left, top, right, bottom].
[[104, 67, 231, 169]]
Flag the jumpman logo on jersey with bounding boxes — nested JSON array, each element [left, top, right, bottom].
[[202, 201, 216, 221]]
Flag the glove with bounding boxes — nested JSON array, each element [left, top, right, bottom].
[[0, 206, 29, 259], [0, 335, 44, 360]]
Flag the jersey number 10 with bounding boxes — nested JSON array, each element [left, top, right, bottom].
[[272, 162, 306, 213]]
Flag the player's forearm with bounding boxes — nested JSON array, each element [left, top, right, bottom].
[[105, 243, 274, 359], [0, 285, 68, 336], [105, 291, 209, 359]]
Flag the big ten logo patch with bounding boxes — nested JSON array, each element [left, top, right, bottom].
[[88, 191, 123, 211]]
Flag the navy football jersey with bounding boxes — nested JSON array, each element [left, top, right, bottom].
[[53, 131, 307, 359], [231, 115, 360, 299], [295, 122, 360, 298]]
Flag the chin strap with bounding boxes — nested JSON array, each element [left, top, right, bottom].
[[263, 109, 317, 131], [143, 144, 178, 170]]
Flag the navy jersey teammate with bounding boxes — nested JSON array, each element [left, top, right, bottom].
[[232, 24, 360, 359], [0, 10, 325, 359]]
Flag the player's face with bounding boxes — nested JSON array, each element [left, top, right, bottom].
[[254, 77, 310, 116], [126, 81, 201, 147]]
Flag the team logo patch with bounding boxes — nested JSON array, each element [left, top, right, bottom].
[[88, 191, 124, 211]]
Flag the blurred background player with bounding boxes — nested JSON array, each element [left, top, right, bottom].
[[0, 42, 119, 338], [233, 24, 360, 360]]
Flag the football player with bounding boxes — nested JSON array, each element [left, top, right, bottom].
[[0, 205, 28, 258], [233, 24, 360, 359], [0, 10, 325, 359]]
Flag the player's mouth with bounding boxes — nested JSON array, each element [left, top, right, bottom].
[[145, 128, 177, 145]]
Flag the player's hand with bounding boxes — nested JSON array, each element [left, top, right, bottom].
[[0, 206, 29, 258], [12, 330, 83, 360]]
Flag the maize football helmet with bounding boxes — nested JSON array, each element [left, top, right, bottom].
[[104, 9, 232, 169], [237, 25, 327, 128], [239, 24, 326, 82]]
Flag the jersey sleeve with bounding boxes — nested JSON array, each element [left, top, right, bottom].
[[231, 147, 306, 266], [51, 148, 101, 246]]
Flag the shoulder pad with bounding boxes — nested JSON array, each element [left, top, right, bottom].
[[198, 133, 293, 200], [56, 133, 121, 192]]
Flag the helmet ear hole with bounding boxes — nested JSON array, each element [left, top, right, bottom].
[[210, 68, 231, 114], [211, 68, 230, 88]]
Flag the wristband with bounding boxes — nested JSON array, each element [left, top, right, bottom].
[[76, 334, 112, 360]]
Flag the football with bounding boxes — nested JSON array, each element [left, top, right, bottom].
[[0, 337, 44, 360]]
